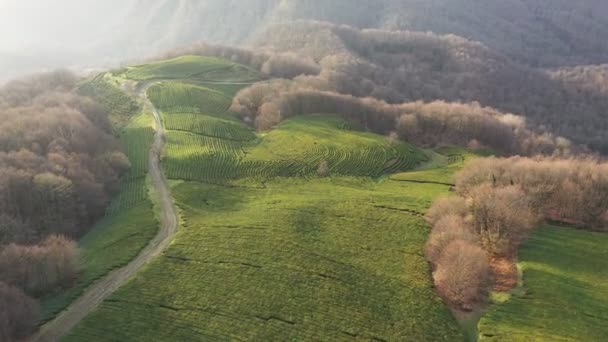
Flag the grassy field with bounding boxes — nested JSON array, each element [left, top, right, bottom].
[[42, 78, 159, 323], [478, 225, 608, 341], [66, 177, 463, 341]]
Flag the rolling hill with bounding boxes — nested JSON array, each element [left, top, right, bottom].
[[61, 54, 465, 341]]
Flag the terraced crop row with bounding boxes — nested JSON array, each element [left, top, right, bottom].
[[78, 73, 140, 127], [164, 131, 245, 183], [163, 113, 256, 142], [121, 126, 155, 180], [148, 82, 231, 116], [193, 82, 250, 98], [125, 55, 234, 81], [162, 114, 427, 184], [164, 133, 426, 185], [191, 65, 260, 83], [105, 178, 149, 215]]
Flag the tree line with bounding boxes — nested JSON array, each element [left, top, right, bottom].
[[229, 82, 571, 156], [424, 156, 608, 311], [157, 25, 608, 155], [0, 70, 129, 340], [250, 21, 608, 154]]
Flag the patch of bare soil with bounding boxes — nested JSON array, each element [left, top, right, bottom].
[[490, 257, 518, 292]]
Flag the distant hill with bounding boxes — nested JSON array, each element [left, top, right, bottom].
[[249, 21, 608, 153], [3, 0, 608, 80], [110, 0, 608, 68]]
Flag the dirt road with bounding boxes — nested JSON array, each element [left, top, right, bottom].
[[32, 84, 178, 342]]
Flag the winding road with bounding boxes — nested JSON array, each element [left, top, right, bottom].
[[32, 84, 178, 342]]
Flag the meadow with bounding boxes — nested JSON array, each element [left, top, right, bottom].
[[478, 225, 608, 341]]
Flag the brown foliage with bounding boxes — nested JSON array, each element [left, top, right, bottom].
[[425, 215, 477, 265], [231, 83, 566, 155], [468, 184, 537, 256], [0, 235, 81, 297], [261, 53, 321, 79], [160, 42, 321, 79], [425, 196, 469, 227], [0, 282, 40, 342], [0, 71, 128, 244], [456, 157, 608, 230], [251, 21, 608, 154], [433, 240, 491, 311]]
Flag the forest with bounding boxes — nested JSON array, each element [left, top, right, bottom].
[[0, 71, 129, 340]]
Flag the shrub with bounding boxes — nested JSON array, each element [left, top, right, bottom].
[[0, 281, 40, 341], [0, 235, 81, 296], [433, 240, 491, 311], [468, 184, 537, 256], [425, 215, 478, 265], [425, 196, 469, 226], [317, 160, 329, 177]]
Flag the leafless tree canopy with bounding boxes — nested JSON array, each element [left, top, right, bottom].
[[456, 157, 608, 230], [0, 71, 129, 246], [230, 84, 570, 156], [0, 281, 40, 342]]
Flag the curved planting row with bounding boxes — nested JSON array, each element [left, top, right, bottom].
[[121, 126, 155, 180], [164, 113, 255, 142], [125, 55, 234, 81], [147, 82, 231, 116], [163, 129, 426, 184], [191, 65, 260, 83]]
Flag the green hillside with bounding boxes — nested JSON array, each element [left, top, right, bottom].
[[125, 55, 260, 82], [66, 177, 464, 341], [478, 225, 608, 341], [163, 114, 427, 184], [63, 56, 464, 341], [147, 82, 233, 116], [58, 55, 608, 342]]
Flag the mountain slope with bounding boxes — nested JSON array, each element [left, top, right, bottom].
[[249, 21, 608, 153], [3, 0, 608, 80]]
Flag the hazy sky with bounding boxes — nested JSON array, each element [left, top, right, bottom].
[[0, 0, 148, 81], [0, 0, 267, 80], [0, 0, 133, 52]]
